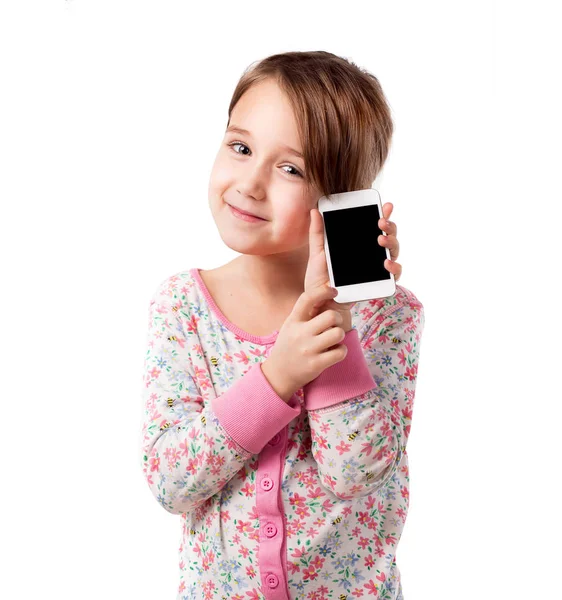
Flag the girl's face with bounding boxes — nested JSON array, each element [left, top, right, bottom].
[[208, 78, 320, 257]]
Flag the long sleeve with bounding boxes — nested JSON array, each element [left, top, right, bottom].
[[139, 279, 301, 515], [303, 296, 425, 500]]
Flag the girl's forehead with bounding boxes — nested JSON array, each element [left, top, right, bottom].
[[229, 85, 302, 152]]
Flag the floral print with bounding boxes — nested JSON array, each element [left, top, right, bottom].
[[139, 268, 424, 600]]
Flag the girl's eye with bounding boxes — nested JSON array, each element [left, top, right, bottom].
[[227, 141, 304, 178]]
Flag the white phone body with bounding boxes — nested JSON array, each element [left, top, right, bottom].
[[318, 187, 396, 302]]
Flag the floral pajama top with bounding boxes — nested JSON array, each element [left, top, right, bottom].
[[139, 267, 425, 600]]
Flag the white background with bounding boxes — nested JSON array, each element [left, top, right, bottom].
[[1, 1, 559, 598]]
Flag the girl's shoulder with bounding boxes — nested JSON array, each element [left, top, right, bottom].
[[353, 283, 424, 337], [393, 283, 423, 311], [149, 268, 198, 311]]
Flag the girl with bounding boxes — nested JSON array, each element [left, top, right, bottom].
[[139, 50, 424, 600]]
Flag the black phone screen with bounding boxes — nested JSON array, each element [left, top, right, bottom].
[[323, 204, 390, 288]]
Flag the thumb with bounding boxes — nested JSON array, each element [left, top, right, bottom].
[[304, 208, 330, 292], [308, 208, 325, 260]]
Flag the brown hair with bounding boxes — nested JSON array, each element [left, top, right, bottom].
[[226, 50, 394, 200]]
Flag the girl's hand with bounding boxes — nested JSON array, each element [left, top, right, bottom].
[[305, 202, 402, 330], [378, 202, 402, 282]]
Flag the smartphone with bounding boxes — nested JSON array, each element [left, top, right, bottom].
[[318, 187, 396, 302]]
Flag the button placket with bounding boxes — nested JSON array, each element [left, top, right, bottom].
[[256, 406, 287, 598]]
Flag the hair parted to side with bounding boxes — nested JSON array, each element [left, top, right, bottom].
[[227, 50, 394, 200]]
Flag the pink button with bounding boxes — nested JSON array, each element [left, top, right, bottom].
[[265, 573, 279, 589], [268, 433, 280, 446], [260, 477, 274, 491], [263, 522, 277, 538]]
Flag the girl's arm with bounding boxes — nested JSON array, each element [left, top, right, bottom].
[[139, 279, 301, 515], [304, 293, 425, 499]]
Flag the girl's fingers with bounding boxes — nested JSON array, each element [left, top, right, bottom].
[[309, 298, 355, 317], [378, 209, 402, 280], [382, 202, 394, 222], [378, 234, 400, 261], [385, 259, 402, 282], [378, 217, 397, 236]]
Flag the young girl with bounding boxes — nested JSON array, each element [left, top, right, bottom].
[[139, 51, 424, 600]]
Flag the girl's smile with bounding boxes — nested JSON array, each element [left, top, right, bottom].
[[227, 202, 269, 223]]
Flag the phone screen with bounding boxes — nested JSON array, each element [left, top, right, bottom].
[[323, 204, 390, 287]]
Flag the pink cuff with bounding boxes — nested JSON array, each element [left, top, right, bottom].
[[211, 363, 301, 455], [303, 328, 377, 411]]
